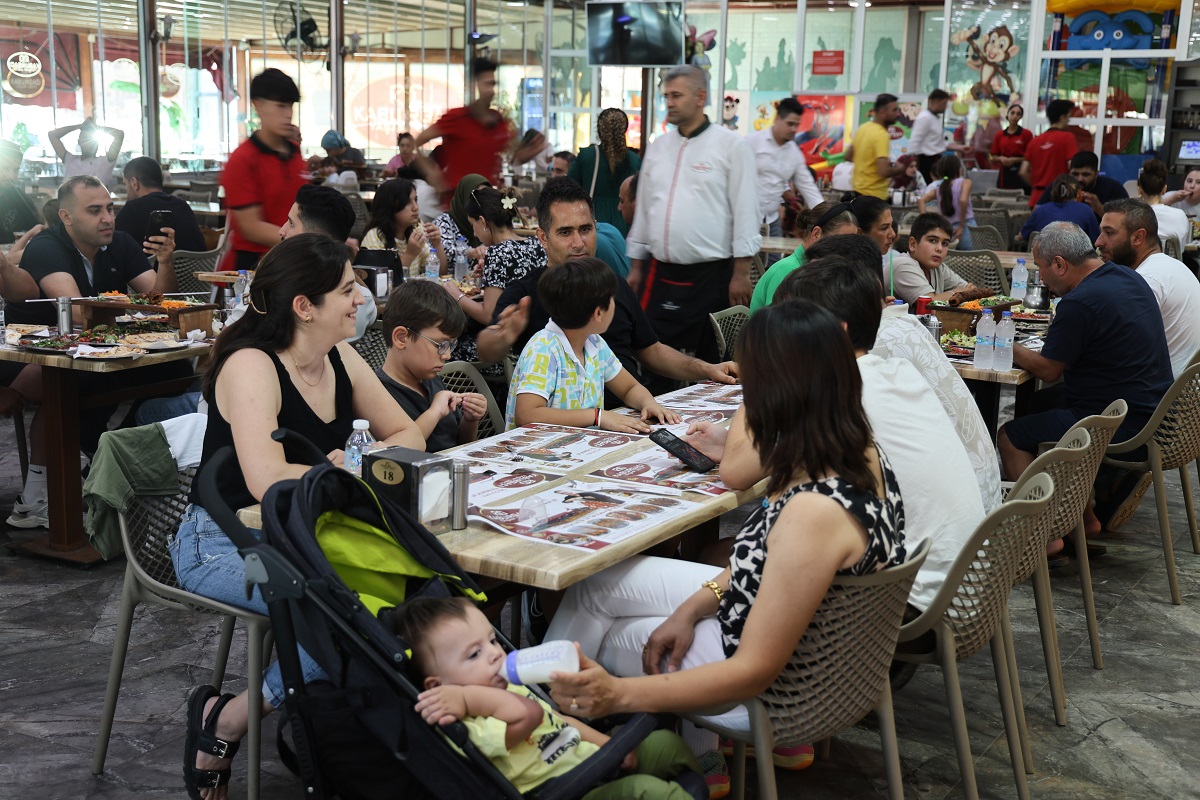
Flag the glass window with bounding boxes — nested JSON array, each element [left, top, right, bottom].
[[801, 5, 853, 94], [918, 10, 944, 95], [862, 9, 907, 95]]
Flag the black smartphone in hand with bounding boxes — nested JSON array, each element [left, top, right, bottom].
[[146, 209, 172, 242], [649, 429, 717, 473]]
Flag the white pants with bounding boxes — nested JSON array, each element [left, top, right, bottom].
[[545, 555, 751, 735]]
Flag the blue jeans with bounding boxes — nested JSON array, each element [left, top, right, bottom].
[[958, 218, 975, 251], [170, 504, 328, 706], [135, 391, 202, 425]]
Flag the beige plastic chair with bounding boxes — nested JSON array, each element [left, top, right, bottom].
[[172, 247, 223, 294], [974, 207, 1013, 247], [1103, 363, 1200, 605], [895, 473, 1056, 800], [351, 322, 389, 371], [709, 305, 749, 363], [944, 250, 1010, 295], [439, 360, 504, 440], [966, 224, 1007, 253], [685, 540, 931, 800], [986, 187, 1026, 200], [92, 468, 273, 800], [345, 192, 370, 241], [1002, 428, 1091, 735], [174, 188, 216, 204], [1163, 236, 1183, 260]]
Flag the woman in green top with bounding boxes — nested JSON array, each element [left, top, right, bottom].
[[749, 201, 859, 313], [568, 108, 642, 237]]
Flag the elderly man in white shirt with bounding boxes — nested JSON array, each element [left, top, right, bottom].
[[627, 65, 761, 363], [747, 97, 823, 249], [909, 88, 953, 183]]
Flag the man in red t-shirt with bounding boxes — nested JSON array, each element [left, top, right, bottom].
[[1022, 99, 1078, 208], [413, 58, 547, 195], [220, 68, 310, 271]]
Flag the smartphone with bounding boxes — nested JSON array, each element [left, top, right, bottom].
[[648, 429, 717, 473], [146, 209, 172, 242]]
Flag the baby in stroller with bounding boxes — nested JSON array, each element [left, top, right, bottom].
[[393, 596, 700, 799]]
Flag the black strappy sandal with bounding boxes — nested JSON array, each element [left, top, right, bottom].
[[183, 685, 242, 800]]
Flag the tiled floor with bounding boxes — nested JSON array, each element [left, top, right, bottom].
[[2, 403, 1200, 799]]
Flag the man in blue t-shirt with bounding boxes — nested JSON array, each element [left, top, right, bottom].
[[998, 221, 1173, 533]]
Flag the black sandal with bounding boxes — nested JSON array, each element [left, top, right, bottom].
[[183, 685, 242, 800]]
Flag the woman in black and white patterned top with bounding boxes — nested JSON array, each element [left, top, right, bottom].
[[543, 300, 906, 758]]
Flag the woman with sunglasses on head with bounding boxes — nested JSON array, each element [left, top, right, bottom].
[[749, 201, 859, 313], [362, 177, 448, 277], [542, 299, 906, 788], [172, 234, 425, 800]]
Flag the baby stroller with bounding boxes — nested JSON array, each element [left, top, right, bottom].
[[199, 429, 705, 800]]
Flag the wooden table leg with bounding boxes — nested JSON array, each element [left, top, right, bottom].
[[6, 365, 102, 565]]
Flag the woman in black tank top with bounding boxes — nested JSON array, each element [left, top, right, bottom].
[[171, 235, 424, 797]]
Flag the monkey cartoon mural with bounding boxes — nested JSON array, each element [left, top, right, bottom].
[[951, 24, 1020, 102]]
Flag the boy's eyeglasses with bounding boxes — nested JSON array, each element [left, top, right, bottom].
[[408, 328, 457, 356]]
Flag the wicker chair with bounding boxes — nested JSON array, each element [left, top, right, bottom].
[[749, 252, 767, 288], [92, 467, 273, 800], [900, 210, 920, 228], [345, 192, 370, 241], [1103, 363, 1200, 605], [973, 207, 1013, 248], [967, 224, 1007, 253], [895, 474, 1056, 800], [1163, 236, 1183, 260], [686, 540, 931, 800], [351, 322, 389, 371], [440, 361, 504, 441], [172, 248, 223, 295], [709, 306, 749, 363], [944, 250, 1010, 295]]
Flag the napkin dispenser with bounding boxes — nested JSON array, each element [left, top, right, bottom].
[[362, 447, 458, 533]]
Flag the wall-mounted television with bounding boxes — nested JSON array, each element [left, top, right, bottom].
[[586, 1, 685, 68], [1177, 136, 1200, 165]]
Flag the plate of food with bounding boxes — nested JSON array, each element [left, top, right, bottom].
[[940, 330, 975, 350], [78, 325, 123, 345], [942, 344, 973, 360], [73, 344, 147, 359], [98, 290, 129, 301], [137, 339, 189, 351], [19, 335, 79, 353]]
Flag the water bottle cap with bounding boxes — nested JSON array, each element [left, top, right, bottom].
[[893, 298, 904, 305], [353, 418, 370, 430], [1016, 259, 1025, 266], [1002, 310, 1012, 317]]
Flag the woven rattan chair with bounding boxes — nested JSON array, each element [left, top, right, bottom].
[[944, 250, 1010, 295], [686, 540, 931, 800], [967, 224, 1007, 253], [709, 306, 749, 363], [749, 252, 766, 288], [895, 474, 1056, 800], [1103, 363, 1200, 605], [440, 361, 504, 440], [346, 192, 370, 241], [351, 322, 389, 371], [900, 210, 921, 228], [974, 207, 1013, 247], [92, 468, 273, 800], [172, 248, 223, 294]]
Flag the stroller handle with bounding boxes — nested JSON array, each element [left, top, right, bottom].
[[272, 427, 333, 467], [196, 445, 264, 551]]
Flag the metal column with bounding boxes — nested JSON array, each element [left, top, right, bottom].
[[330, 0, 345, 132], [137, 0, 162, 160]]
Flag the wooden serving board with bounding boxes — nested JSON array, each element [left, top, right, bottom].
[[74, 299, 220, 337]]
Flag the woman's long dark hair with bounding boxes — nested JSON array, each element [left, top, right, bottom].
[[738, 299, 876, 496], [849, 195, 889, 231], [1049, 174, 1079, 204], [465, 186, 519, 233], [936, 154, 963, 219], [203, 233, 350, 401], [365, 178, 417, 249]]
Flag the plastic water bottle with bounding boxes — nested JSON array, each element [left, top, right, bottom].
[[993, 311, 1016, 372], [233, 270, 249, 307], [454, 236, 470, 282], [343, 419, 376, 477], [1011, 258, 1028, 299], [497, 640, 580, 685], [424, 248, 439, 282], [974, 313, 996, 370]]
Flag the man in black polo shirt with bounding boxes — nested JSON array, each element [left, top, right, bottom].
[[115, 157, 207, 252], [476, 178, 736, 404], [1035, 151, 1128, 220], [4, 175, 181, 529]]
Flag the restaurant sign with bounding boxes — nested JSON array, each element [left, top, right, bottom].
[[4, 52, 44, 99], [812, 50, 845, 76]]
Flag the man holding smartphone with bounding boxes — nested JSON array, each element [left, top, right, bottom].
[[115, 157, 206, 251]]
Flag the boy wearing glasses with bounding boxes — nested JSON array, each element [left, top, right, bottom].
[[377, 281, 488, 451]]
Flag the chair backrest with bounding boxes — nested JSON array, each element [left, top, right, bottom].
[[1008, 429, 1091, 585], [900, 210, 920, 228], [120, 468, 195, 592], [172, 248, 222, 294], [439, 361, 504, 440], [749, 253, 766, 288], [709, 305, 749, 362], [972, 207, 1011, 245], [346, 192, 370, 241], [1111, 363, 1200, 470], [986, 188, 1026, 199], [351, 323, 390, 371], [1025, 230, 1038, 254], [944, 250, 1009, 295], [1163, 236, 1182, 260], [967, 224, 1007, 254], [760, 540, 930, 745], [903, 473, 1055, 663], [174, 189, 215, 204]]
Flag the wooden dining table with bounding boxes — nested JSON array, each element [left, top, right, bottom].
[[759, 236, 804, 256], [950, 359, 1035, 437], [239, 428, 764, 592], [2, 341, 209, 565]]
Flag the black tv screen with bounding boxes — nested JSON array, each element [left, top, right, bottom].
[[586, 1, 685, 67]]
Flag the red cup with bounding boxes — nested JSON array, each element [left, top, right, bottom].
[[915, 296, 932, 315]]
